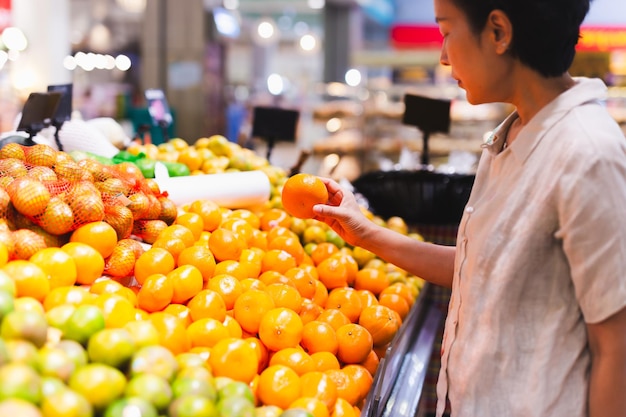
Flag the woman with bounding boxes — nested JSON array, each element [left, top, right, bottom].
[[313, 0, 626, 416]]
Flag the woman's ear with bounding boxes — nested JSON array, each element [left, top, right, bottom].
[[486, 9, 513, 54]]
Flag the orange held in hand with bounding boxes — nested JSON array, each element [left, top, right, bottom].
[[281, 173, 328, 219]]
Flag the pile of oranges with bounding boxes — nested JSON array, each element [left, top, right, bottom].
[[0, 170, 425, 416]]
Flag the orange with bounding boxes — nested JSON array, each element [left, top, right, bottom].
[[234, 289, 275, 334], [133, 247, 176, 285], [174, 212, 205, 241], [213, 260, 248, 281], [148, 311, 190, 355], [288, 397, 330, 417], [206, 273, 243, 310], [378, 292, 410, 321], [220, 218, 254, 245], [301, 263, 319, 281], [43, 285, 91, 311], [317, 309, 351, 331], [300, 371, 339, 411], [29, 247, 77, 289], [311, 279, 329, 307], [248, 229, 268, 251], [332, 253, 358, 286], [342, 364, 373, 405], [285, 267, 317, 300], [268, 236, 305, 264], [265, 283, 303, 313], [2, 260, 49, 301], [353, 268, 389, 296], [299, 299, 323, 325], [223, 315, 243, 338], [188, 199, 222, 232], [325, 369, 360, 406], [209, 337, 258, 383], [167, 264, 203, 304], [159, 224, 196, 247], [358, 304, 400, 347], [162, 303, 193, 327], [258, 270, 292, 287], [152, 237, 187, 262], [331, 397, 358, 417], [228, 209, 260, 229], [136, 273, 174, 313], [245, 336, 269, 373], [356, 289, 378, 309], [359, 349, 380, 377], [259, 208, 292, 231], [186, 317, 229, 348], [92, 292, 136, 328], [261, 249, 297, 275], [335, 323, 373, 364], [316, 257, 348, 290], [240, 277, 266, 292], [310, 242, 339, 266], [266, 226, 297, 243], [325, 288, 362, 323], [281, 173, 328, 219], [301, 320, 339, 355], [311, 351, 341, 372], [177, 244, 216, 282], [258, 307, 304, 351], [380, 282, 415, 307], [69, 221, 118, 258], [187, 289, 227, 322], [257, 364, 301, 409], [209, 227, 247, 262], [61, 242, 105, 285], [269, 347, 315, 376], [239, 248, 263, 278]]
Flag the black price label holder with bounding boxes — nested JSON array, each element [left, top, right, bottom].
[[0, 91, 62, 149], [47, 83, 73, 151], [402, 94, 451, 167], [145, 89, 173, 143], [251, 106, 299, 163]]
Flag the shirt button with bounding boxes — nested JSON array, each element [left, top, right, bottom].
[[465, 206, 474, 213]]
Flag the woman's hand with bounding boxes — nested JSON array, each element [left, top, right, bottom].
[[312, 177, 373, 247]]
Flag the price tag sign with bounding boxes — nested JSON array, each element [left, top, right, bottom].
[[251, 106, 300, 161], [402, 94, 451, 166]]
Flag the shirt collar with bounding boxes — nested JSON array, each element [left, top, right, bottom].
[[481, 77, 608, 160]]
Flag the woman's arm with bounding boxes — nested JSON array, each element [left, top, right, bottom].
[[313, 177, 456, 289]]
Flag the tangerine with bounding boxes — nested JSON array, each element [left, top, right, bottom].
[[69, 221, 118, 258], [335, 323, 373, 364], [281, 173, 328, 219]]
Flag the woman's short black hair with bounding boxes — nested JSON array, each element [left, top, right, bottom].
[[449, 0, 591, 77]]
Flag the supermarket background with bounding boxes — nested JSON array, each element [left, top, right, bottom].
[[0, 1, 624, 417]]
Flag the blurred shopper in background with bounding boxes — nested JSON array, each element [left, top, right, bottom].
[[314, 0, 626, 416]]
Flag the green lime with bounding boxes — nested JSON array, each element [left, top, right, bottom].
[[255, 405, 283, 417], [56, 339, 88, 370], [4, 339, 38, 366], [45, 304, 76, 330], [63, 305, 106, 346], [0, 290, 14, 322], [279, 409, 314, 417], [325, 229, 345, 248], [40, 376, 67, 397], [218, 380, 254, 403], [168, 394, 219, 417], [172, 377, 217, 401], [0, 398, 42, 417], [0, 309, 48, 348], [103, 397, 158, 417], [69, 363, 127, 410], [176, 352, 206, 370], [41, 388, 93, 417], [129, 345, 179, 382], [217, 396, 255, 417], [87, 328, 135, 370], [0, 362, 41, 404], [123, 320, 160, 348], [36, 346, 76, 382], [125, 373, 173, 412], [0, 271, 16, 296], [0, 338, 7, 366]]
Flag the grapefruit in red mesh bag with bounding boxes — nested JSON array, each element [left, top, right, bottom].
[[7, 177, 51, 218]]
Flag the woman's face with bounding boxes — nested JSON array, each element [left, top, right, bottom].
[[435, 0, 510, 104]]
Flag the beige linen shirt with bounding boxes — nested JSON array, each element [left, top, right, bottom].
[[436, 78, 626, 417]]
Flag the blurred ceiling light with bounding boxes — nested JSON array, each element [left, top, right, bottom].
[[104, 54, 116, 70], [2, 27, 27, 51], [345, 68, 362, 87], [115, 54, 132, 71], [63, 55, 77, 70], [88, 23, 111, 52], [267, 73, 284, 95], [223, 0, 239, 10], [326, 118, 342, 133], [7, 50, 19, 61], [308, 0, 325, 10], [293, 21, 309, 36], [299, 34, 317, 52], [0, 51, 7, 70], [252, 18, 279, 46], [12, 68, 36, 91], [116, 0, 147, 13]]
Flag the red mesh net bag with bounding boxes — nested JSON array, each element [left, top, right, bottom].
[[0, 143, 177, 247]]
